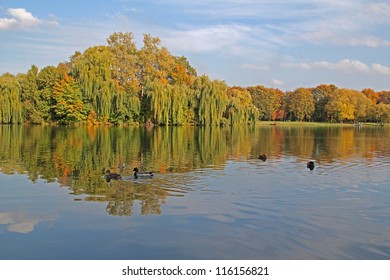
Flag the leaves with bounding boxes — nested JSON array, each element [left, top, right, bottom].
[[2, 31, 389, 126], [53, 74, 84, 124]]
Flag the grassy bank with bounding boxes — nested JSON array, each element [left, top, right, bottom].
[[257, 121, 388, 127]]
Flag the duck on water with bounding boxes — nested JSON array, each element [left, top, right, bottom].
[[307, 161, 315, 170], [133, 167, 153, 179], [258, 154, 267, 161], [104, 170, 122, 182]]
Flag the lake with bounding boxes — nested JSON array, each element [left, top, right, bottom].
[[1, 125, 390, 259]]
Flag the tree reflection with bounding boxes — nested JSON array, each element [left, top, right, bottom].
[[1, 125, 390, 216]]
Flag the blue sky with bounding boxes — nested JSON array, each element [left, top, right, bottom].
[[1, 0, 389, 91]]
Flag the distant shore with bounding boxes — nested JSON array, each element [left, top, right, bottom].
[[257, 121, 388, 127]]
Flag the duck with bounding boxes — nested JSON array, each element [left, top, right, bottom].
[[307, 161, 315, 170], [104, 170, 122, 182], [133, 167, 153, 178], [258, 154, 267, 162]]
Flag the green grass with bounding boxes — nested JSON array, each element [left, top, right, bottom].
[[257, 121, 387, 127]]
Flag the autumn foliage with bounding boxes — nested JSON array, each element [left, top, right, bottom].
[[1, 32, 390, 125]]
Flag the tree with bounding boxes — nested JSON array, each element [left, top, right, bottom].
[[378, 91, 390, 104], [18, 65, 50, 124], [107, 32, 141, 124], [71, 46, 115, 122], [325, 88, 372, 122], [0, 73, 23, 124], [193, 76, 228, 126], [248, 85, 283, 120], [107, 32, 140, 94], [362, 88, 380, 105], [375, 103, 390, 123], [284, 88, 314, 121], [311, 84, 337, 121], [225, 87, 259, 125], [53, 74, 84, 124], [145, 79, 191, 125]]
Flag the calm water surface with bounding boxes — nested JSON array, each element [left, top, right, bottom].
[[0, 125, 389, 259]]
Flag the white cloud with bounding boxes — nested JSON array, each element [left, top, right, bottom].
[[0, 8, 58, 30], [272, 79, 285, 86], [241, 64, 270, 71], [315, 59, 370, 73], [164, 25, 250, 52], [372, 64, 390, 75], [281, 62, 311, 70], [282, 59, 390, 76]]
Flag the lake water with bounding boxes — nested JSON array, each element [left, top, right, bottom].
[[1, 125, 390, 259]]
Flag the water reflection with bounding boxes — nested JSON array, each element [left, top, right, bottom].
[[1, 125, 390, 259], [0, 125, 390, 217], [0, 211, 57, 234]]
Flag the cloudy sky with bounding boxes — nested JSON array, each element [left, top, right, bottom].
[[1, 0, 389, 91]]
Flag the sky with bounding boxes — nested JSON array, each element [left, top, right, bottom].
[[1, 0, 389, 91]]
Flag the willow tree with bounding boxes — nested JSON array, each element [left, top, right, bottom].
[[145, 80, 168, 125], [193, 76, 228, 126], [107, 32, 141, 124], [71, 46, 115, 122], [0, 73, 23, 124], [225, 87, 259, 125]]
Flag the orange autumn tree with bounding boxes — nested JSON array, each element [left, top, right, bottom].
[[53, 73, 84, 124]]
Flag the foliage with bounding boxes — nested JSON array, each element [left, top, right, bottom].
[[225, 87, 259, 125], [1, 31, 388, 126], [284, 88, 315, 121], [53, 74, 84, 124], [0, 73, 23, 124], [248, 86, 283, 121]]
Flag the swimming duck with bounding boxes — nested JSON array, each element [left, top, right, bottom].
[[133, 167, 153, 178], [307, 161, 315, 170], [104, 170, 122, 182], [258, 154, 267, 161]]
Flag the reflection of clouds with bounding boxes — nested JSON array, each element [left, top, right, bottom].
[[0, 211, 57, 234]]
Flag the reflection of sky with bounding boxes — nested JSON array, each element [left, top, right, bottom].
[[1, 134, 390, 259], [0, 211, 57, 234]]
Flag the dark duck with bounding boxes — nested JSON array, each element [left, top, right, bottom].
[[258, 154, 267, 161], [307, 161, 315, 170], [133, 167, 153, 178], [104, 170, 122, 182]]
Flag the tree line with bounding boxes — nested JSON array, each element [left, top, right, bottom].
[[1, 32, 390, 125]]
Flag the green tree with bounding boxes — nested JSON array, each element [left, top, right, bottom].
[[0, 73, 23, 124], [193, 76, 228, 126], [225, 87, 259, 125], [18, 65, 50, 123], [107, 32, 141, 124], [145, 80, 191, 125], [311, 84, 337, 122], [71, 46, 115, 122]]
